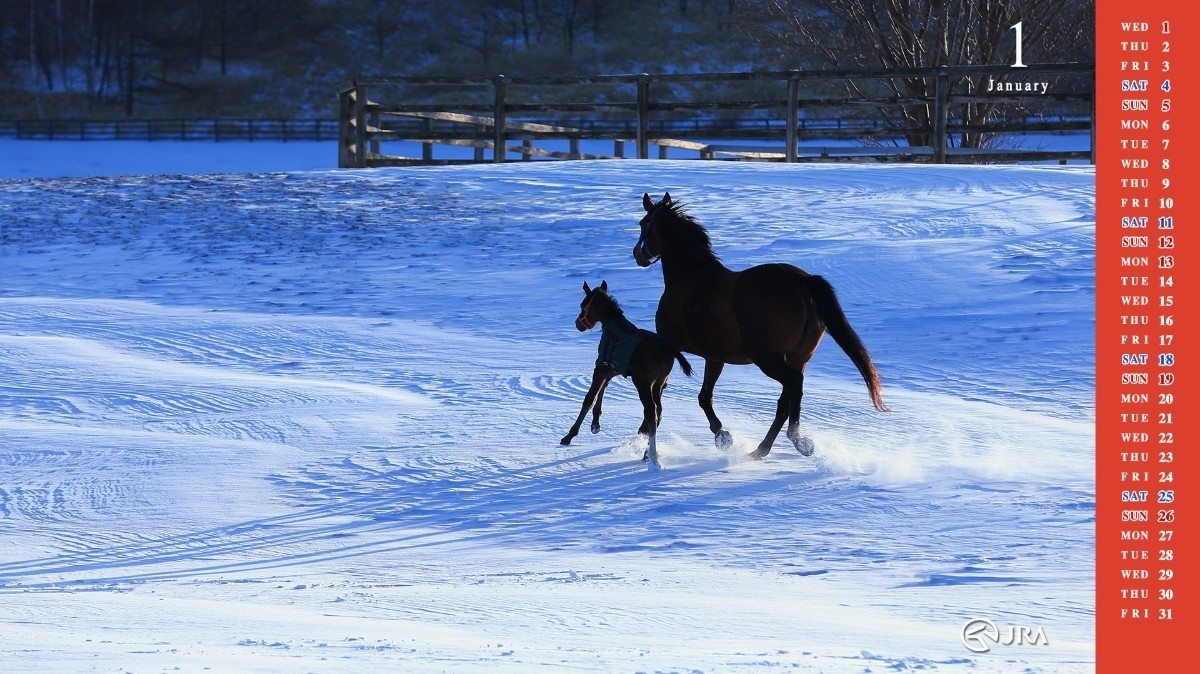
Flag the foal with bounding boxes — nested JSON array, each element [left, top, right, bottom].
[[560, 281, 692, 467]]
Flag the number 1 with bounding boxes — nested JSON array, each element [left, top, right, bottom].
[[1010, 22, 1028, 68]]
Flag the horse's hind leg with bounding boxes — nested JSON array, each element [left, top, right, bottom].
[[635, 377, 661, 467], [561, 368, 612, 445], [751, 392, 789, 459], [652, 376, 667, 426], [589, 376, 612, 434], [699, 359, 732, 449], [785, 371, 814, 456], [751, 357, 810, 458]]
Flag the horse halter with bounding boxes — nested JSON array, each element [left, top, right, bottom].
[[576, 291, 599, 331]]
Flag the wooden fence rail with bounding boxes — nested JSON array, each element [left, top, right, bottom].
[[338, 64, 1093, 167], [0, 118, 339, 142]]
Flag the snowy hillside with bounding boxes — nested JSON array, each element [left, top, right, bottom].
[[0, 159, 1095, 672]]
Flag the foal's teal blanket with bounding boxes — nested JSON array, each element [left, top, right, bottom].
[[596, 315, 655, 377]]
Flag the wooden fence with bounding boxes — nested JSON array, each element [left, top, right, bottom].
[[1, 118, 339, 142], [338, 64, 1093, 167]]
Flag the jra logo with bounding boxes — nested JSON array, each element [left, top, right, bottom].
[[961, 618, 1050, 653]]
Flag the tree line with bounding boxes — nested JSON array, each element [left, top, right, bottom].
[[0, 0, 744, 117], [1, 0, 1091, 127]]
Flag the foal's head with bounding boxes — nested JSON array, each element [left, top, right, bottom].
[[575, 280, 620, 332]]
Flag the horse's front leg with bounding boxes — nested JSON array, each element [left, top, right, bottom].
[[698, 359, 732, 448], [561, 368, 613, 445]]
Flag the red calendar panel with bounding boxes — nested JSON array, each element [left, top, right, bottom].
[[1097, 1, 1197, 669]]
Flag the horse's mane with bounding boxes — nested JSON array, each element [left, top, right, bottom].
[[593, 288, 624, 315], [661, 200, 720, 263]]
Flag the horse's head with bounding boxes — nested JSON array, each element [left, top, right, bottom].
[[633, 192, 671, 267], [575, 280, 611, 332], [634, 191, 717, 270]]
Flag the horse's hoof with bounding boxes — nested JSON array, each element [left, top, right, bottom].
[[715, 430, 733, 449], [560, 437, 573, 446], [641, 450, 650, 462], [794, 436, 815, 456], [749, 446, 770, 460], [590, 424, 601, 434]]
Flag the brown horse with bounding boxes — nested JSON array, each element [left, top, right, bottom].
[[633, 192, 888, 459], [561, 280, 693, 467]]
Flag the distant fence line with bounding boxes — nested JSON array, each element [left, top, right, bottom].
[[339, 64, 1094, 166], [0, 118, 339, 142]]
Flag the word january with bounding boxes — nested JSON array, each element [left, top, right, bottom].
[[985, 77, 1049, 94]]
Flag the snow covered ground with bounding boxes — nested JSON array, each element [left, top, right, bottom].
[[1, 144, 1095, 672], [1, 139, 337, 179]]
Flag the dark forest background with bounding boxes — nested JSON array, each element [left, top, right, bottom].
[[0, 0, 1093, 120]]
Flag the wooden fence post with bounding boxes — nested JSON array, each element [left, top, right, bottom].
[[353, 82, 369, 168], [933, 66, 949, 164], [786, 70, 800, 163], [494, 74, 508, 163], [423, 117, 434, 162], [636, 74, 650, 159], [338, 86, 353, 167], [338, 82, 368, 168]]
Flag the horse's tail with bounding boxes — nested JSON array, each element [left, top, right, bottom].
[[645, 331, 693, 377], [674, 350, 694, 378], [803, 275, 889, 412]]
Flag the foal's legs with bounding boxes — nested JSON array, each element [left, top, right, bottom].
[[698, 359, 732, 448], [561, 366, 614, 445], [635, 377, 660, 466], [589, 376, 612, 434], [652, 378, 667, 426]]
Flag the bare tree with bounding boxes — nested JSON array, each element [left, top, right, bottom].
[[735, 0, 1094, 147]]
